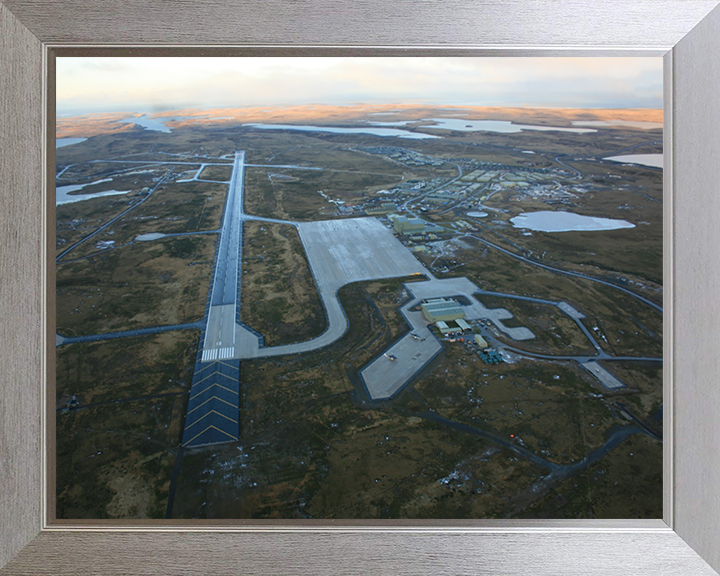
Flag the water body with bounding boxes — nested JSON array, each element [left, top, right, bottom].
[[243, 123, 440, 139], [135, 233, 166, 241], [572, 120, 663, 130], [120, 114, 202, 133], [604, 154, 663, 169], [510, 211, 635, 232], [56, 178, 130, 205], [369, 118, 596, 134], [56, 137, 88, 148]]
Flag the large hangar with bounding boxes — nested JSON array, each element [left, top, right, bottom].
[[421, 298, 465, 322]]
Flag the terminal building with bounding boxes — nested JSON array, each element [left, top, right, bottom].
[[421, 298, 465, 323]]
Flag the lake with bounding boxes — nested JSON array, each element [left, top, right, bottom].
[[572, 120, 663, 130], [369, 118, 596, 134], [510, 211, 635, 232], [56, 179, 130, 205], [603, 154, 663, 168], [243, 123, 440, 139], [120, 114, 176, 133], [56, 137, 88, 148]]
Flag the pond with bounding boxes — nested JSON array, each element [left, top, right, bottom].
[[603, 154, 663, 168], [56, 179, 130, 205], [56, 137, 88, 148], [243, 123, 440, 139], [510, 211, 635, 232], [369, 118, 596, 134]]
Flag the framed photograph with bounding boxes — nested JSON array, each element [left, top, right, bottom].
[[2, 1, 720, 575], [52, 54, 667, 524]]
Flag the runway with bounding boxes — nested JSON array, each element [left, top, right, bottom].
[[201, 151, 245, 362]]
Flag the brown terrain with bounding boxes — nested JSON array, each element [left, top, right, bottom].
[[57, 104, 662, 138]]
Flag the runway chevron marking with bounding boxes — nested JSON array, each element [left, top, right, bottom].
[[182, 425, 238, 447], [187, 395, 238, 415], [192, 370, 239, 387], [185, 409, 238, 430], [189, 382, 239, 401], [193, 361, 220, 376]]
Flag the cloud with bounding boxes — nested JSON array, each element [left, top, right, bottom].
[[56, 56, 662, 114]]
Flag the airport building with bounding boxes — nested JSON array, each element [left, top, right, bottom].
[[424, 223, 445, 234], [456, 318, 472, 332], [435, 321, 455, 335], [474, 334, 489, 349], [365, 202, 398, 216], [390, 214, 426, 235], [421, 298, 465, 322]]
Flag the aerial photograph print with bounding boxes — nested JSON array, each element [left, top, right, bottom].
[[55, 56, 663, 520]]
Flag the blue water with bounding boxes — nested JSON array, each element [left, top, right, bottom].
[[56, 137, 88, 148], [243, 123, 441, 140], [119, 113, 198, 132], [369, 118, 596, 134], [510, 211, 635, 232], [56, 179, 130, 205]]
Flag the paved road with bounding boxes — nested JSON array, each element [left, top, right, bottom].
[[499, 341, 661, 364], [474, 288, 603, 354], [181, 152, 246, 448], [404, 277, 535, 340], [420, 410, 561, 472], [242, 214, 298, 227], [245, 164, 323, 171], [59, 229, 220, 263], [56, 321, 204, 346], [554, 155, 582, 179], [421, 409, 648, 481], [615, 401, 663, 441], [176, 163, 209, 182], [464, 234, 663, 313], [232, 217, 427, 360], [91, 159, 232, 167], [359, 305, 442, 400], [437, 183, 490, 215], [401, 162, 463, 210], [56, 169, 173, 262]]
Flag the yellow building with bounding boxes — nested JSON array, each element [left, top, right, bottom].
[[474, 334, 489, 349]]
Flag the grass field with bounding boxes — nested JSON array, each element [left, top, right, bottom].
[[57, 235, 215, 336], [240, 221, 325, 346], [428, 236, 663, 359], [474, 294, 596, 355], [56, 105, 663, 520], [199, 164, 232, 181], [56, 330, 198, 519], [519, 433, 662, 519]]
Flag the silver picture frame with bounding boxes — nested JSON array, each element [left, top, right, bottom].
[[2, 0, 720, 574]]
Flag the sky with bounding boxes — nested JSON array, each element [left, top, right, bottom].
[[56, 57, 663, 115]]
